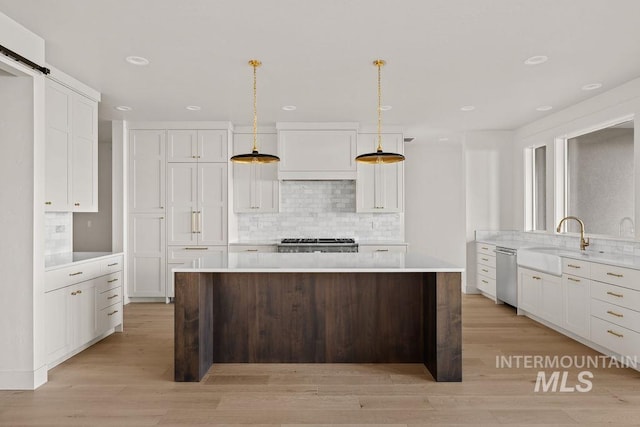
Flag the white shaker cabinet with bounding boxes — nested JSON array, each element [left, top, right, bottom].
[[129, 214, 166, 297], [167, 130, 227, 163], [356, 133, 404, 213], [71, 94, 98, 211], [233, 133, 279, 213], [129, 130, 166, 213]]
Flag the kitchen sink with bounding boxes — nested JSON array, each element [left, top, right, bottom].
[[517, 246, 567, 276]]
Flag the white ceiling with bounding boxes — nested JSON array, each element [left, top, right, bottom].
[[2, 0, 640, 141]]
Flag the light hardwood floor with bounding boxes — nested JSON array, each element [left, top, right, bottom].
[[1, 295, 639, 426]]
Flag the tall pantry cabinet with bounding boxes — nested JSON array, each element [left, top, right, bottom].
[[127, 124, 230, 301]]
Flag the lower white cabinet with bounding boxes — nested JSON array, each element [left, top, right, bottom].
[[477, 243, 496, 299], [359, 244, 408, 253], [129, 213, 166, 298], [563, 274, 590, 339], [518, 268, 542, 315], [45, 254, 123, 367], [518, 267, 562, 325], [228, 244, 277, 253]]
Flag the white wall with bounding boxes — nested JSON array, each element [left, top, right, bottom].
[[463, 131, 514, 292], [405, 141, 466, 271]]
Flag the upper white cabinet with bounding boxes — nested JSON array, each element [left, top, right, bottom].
[[167, 130, 227, 163], [356, 133, 404, 212], [45, 70, 99, 212], [277, 123, 358, 180], [129, 130, 166, 213], [233, 133, 279, 213]]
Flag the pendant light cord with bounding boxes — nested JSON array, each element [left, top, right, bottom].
[[375, 59, 385, 152], [249, 59, 261, 152]]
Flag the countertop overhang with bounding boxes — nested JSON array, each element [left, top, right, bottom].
[[172, 252, 464, 273]]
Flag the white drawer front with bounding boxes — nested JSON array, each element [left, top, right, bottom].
[[100, 255, 123, 274], [477, 253, 496, 268], [168, 246, 227, 262], [477, 265, 497, 280], [591, 316, 640, 358], [95, 271, 122, 293], [99, 302, 123, 333], [591, 298, 640, 333], [477, 275, 496, 297], [45, 261, 101, 292], [591, 262, 640, 291], [358, 245, 407, 253], [591, 281, 640, 311], [98, 287, 122, 310], [562, 258, 591, 278], [229, 245, 278, 253], [477, 243, 496, 257]]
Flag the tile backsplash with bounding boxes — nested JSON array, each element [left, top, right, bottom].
[[45, 212, 72, 255], [237, 181, 403, 242]]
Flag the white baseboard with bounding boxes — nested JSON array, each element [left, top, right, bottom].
[[0, 364, 48, 390]]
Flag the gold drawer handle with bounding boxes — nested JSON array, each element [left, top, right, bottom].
[[567, 277, 581, 283], [74, 202, 80, 207], [607, 329, 624, 338], [107, 262, 119, 267], [481, 246, 488, 250], [481, 269, 489, 273], [107, 278, 118, 283], [69, 271, 83, 276], [567, 264, 581, 269], [607, 272, 624, 278], [76, 290, 82, 294], [481, 257, 489, 261], [107, 294, 118, 300], [45, 201, 52, 205], [481, 280, 488, 284], [71, 291, 77, 296], [532, 276, 541, 280], [606, 291, 624, 298], [185, 247, 208, 250], [607, 310, 623, 318], [108, 310, 119, 316], [246, 249, 259, 252]]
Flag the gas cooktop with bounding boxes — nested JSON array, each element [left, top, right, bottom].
[[280, 238, 356, 244]]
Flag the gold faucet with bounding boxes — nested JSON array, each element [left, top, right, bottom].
[[556, 216, 590, 251]]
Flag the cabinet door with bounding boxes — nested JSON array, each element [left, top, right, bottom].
[[129, 130, 166, 212], [45, 80, 72, 211], [45, 287, 72, 363], [540, 276, 564, 326], [198, 130, 228, 162], [233, 133, 279, 212], [167, 130, 197, 162], [519, 269, 541, 315], [71, 279, 98, 347], [167, 164, 198, 245], [563, 275, 590, 339], [71, 94, 98, 212], [356, 133, 404, 212], [198, 164, 227, 245], [129, 214, 166, 297]]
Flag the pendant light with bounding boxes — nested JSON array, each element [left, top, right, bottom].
[[230, 59, 280, 163], [355, 59, 405, 164]]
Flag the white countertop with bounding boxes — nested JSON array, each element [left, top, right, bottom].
[[172, 252, 463, 273], [45, 252, 123, 270]]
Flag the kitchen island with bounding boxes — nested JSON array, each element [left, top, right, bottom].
[[173, 252, 464, 382]]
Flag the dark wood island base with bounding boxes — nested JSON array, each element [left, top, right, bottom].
[[174, 271, 461, 382]]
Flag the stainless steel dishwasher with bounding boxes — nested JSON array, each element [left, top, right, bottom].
[[495, 246, 518, 307]]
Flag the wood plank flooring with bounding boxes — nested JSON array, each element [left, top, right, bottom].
[[1, 295, 639, 426]]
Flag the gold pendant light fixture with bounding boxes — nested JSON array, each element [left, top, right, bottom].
[[230, 59, 280, 163], [355, 59, 405, 164]]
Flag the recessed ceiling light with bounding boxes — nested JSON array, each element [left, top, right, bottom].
[[125, 56, 149, 66], [185, 105, 201, 111], [460, 105, 475, 111], [282, 105, 297, 111], [581, 83, 603, 91], [524, 55, 548, 65], [536, 105, 553, 111], [439, 137, 450, 142], [380, 105, 392, 111], [114, 105, 132, 111]]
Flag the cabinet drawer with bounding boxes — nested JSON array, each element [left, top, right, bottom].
[[562, 258, 591, 278], [99, 302, 123, 332], [591, 262, 640, 291], [45, 261, 101, 292], [95, 271, 122, 293], [168, 246, 227, 262], [590, 281, 640, 311], [98, 287, 122, 310], [477, 253, 496, 268], [477, 275, 496, 297], [228, 245, 278, 253], [477, 243, 496, 257], [477, 265, 496, 280], [100, 255, 123, 274], [359, 245, 408, 253], [591, 316, 640, 358], [591, 298, 640, 333]]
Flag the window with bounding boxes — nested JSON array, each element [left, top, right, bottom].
[[526, 145, 547, 231], [561, 119, 634, 237]]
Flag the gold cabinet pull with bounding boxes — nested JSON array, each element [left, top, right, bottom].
[[606, 291, 624, 298], [607, 272, 624, 278], [607, 310, 623, 318], [567, 277, 581, 283], [376, 249, 390, 252], [107, 278, 118, 283], [481, 257, 489, 261], [567, 264, 581, 269], [107, 294, 118, 300], [71, 291, 77, 296], [246, 249, 259, 252], [532, 276, 541, 280], [185, 247, 207, 250], [481, 279, 488, 284], [481, 246, 488, 250], [107, 262, 119, 267], [481, 268, 489, 273], [74, 202, 80, 206], [607, 329, 624, 338], [69, 271, 83, 276], [108, 310, 119, 316], [45, 201, 52, 205], [76, 290, 82, 294], [191, 211, 197, 234]]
